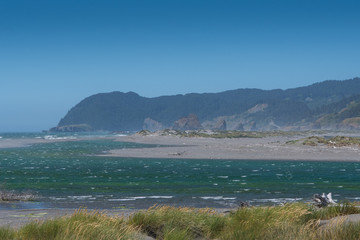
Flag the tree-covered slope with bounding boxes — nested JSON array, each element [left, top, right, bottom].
[[56, 77, 360, 131]]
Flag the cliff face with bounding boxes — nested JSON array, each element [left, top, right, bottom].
[[54, 78, 360, 132], [143, 117, 164, 131], [213, 119, 227, 130], [172, 114, 203, 131]]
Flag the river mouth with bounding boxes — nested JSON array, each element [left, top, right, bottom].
[[1, 133, 360, 210]]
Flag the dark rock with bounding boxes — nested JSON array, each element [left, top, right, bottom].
[[49, 124, 93, 132], [143, 117, 164, 131], [172, 114, 203, 131], [213, 119, 227, 130]]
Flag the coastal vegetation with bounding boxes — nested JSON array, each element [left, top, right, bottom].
[[287, 136, 360, 147], [137, 129, 309, 138], [2, 203, 360, 239]]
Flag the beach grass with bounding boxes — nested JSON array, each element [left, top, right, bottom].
[[129, 203, 360, 240], [128, 205, 226, 239], [2, 203, 360, 239], [0, 209, 141, 240]]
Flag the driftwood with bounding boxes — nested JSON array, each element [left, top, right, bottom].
[[0, 190, 36, 201], [313, 193, 336, 207], [168, 151, 186, 156]]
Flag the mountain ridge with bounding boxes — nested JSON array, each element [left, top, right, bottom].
[[55, 77, 360, 132]]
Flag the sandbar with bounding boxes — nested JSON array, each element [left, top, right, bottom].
[[103, 134, 360, 161]]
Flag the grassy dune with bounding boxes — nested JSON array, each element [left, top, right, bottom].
[[2, 203, 360, 239]]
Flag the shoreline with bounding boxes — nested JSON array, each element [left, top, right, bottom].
[[1, 132, 360, 161], [102, 134, 360, 161]]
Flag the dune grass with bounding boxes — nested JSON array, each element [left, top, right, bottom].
[[128, 205, 226, 239], [2, 203, 360, 239], [0, 209, 141, 240]]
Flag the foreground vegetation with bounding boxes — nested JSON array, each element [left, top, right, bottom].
[[2, 203, 360, 239]]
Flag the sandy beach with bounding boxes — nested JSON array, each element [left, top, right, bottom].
[[0, 137, 76, 149], [102, 133, 360, 161]]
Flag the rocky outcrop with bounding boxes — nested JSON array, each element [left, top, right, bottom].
[[172, 114, 203, 131], [143, 117, 164, 132], [49, 124, 93, 132], [213, 119, 227, 130], [234, 123, 244, 131]]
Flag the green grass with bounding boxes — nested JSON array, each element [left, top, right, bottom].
[[3, 203, 360, 239], [286, 135, 360, 147], [128, 205, 226, 239], [1, 209, 141, 240]]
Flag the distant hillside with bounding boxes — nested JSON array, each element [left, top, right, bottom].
[[54, 77, 360, 131]]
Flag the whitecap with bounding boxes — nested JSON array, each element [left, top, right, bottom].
[[108, 198, 135, 201], [49, 197, 67, 201], [201, 196, 224, 200], [148, 196, 173, 199], [116, 134, 127, 137], [132, 196, 147, 200], [255, 198, 302, 203], [200, 196, 236, 201], [68, 195, 93, 200]]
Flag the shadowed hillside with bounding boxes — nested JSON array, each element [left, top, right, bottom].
[[54, 77, 360, 131]]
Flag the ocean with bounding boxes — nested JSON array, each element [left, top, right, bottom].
[[1, 132, 360, 210]]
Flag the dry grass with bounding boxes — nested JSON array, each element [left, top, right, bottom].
[[0, 209, 142, 240], [2, 203, 360, 239]]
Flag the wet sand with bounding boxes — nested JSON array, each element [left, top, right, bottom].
[[0, 138, 75, 149], [104, 134, 360, 161]]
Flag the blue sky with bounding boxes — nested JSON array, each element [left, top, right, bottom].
[[1, 0, 360, 132]]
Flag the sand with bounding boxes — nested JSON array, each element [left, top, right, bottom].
[[102, 134, 360, 161], [0, 138, 76, 149], [1, 132, 360, 161]]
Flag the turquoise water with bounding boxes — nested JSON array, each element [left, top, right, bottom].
[[1, 133, 360, 209]]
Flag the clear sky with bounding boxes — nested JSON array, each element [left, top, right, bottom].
[[1, 0, 360, 132]]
